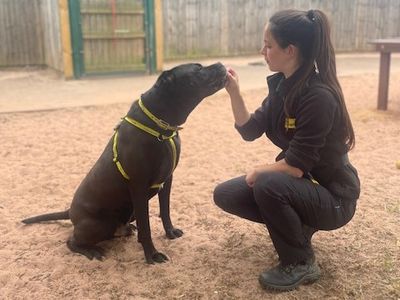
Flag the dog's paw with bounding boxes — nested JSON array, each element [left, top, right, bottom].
[[166, 228, 183, 239], [114, 223, 137, 238], [146, 252, 169, 264], [67, 239, 105, 261], [124, 223, 137, 236], [90, 247, 106, 261]]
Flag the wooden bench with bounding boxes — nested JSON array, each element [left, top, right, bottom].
[[369, 38, 400, 110]]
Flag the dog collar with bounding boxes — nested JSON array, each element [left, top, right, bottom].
[[138, 97, 183, 132]]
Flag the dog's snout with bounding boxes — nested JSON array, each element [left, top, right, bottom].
[[212, 62, 227, 78], [216, 62, 226, 71], [206, 62, 225, 71], [212, 63, 228, 90]]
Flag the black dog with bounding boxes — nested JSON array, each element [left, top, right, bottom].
[[22, 63, 227, 264]]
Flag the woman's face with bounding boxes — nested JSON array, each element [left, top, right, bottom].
[[260, 27, 294, 75]]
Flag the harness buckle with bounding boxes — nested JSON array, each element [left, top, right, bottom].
[[157, 119, 172, 130]]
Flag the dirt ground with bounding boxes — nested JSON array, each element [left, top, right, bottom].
[[0, 65, 399, 299]]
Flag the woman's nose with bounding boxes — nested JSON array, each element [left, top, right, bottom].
[[260, 47, 265, 55]]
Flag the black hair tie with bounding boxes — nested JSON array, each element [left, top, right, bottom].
[[307, 9, 316, 22]]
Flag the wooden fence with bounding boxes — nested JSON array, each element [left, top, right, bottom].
[[162, 0, 400, 60], [79, 0, 147, 74], [1, 0, 400, 68], [0, 0, 44, 66], [41, 0, 64, 71], [0, 0, 62, 70]]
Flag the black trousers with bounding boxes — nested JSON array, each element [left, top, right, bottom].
[[213, 172, 357, 265]]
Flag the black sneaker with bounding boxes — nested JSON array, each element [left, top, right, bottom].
[[258, 260, 321, 291]]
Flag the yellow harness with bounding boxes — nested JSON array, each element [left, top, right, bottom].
[[112, 98, 180, 189]]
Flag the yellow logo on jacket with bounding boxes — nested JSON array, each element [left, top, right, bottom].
[[285, 117, 296, 130]]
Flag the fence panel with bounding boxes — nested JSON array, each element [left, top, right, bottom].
[[162, 0, 400, 60], [0, 0, 44, 66], [41, 0, 63, 71], [79, 0, 146, 73]]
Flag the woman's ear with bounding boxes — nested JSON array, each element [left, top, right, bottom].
[[285, 44, 299, 58]]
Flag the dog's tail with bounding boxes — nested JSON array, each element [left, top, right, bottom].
[[21, 209, 70, 224]]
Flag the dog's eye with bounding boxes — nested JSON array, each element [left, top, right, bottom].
[[161, 73, 175, 85]]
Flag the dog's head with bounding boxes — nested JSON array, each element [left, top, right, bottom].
[[147, 63, 227, 125]]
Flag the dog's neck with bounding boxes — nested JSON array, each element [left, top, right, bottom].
[[125, 100, 180, 138], [140, 90, 190, 127]]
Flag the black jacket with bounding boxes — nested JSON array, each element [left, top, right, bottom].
[[235, 70, 360, 200]]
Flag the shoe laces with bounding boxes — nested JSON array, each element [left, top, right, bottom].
[[280, 263, 297, 274]]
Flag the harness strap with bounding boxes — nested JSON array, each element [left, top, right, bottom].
[[112, 116, 178, 189], [124, 116, 176, 140], [112, 131, 130, 180], [151, 183, 164, 189], [168, 136, 177, 171], [138, 97, 183, 131]]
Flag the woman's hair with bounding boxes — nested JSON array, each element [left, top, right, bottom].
[[268, 9, 355, 150]]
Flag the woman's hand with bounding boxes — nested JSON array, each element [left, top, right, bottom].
[[245, 160, 303, 188], [245, 166, 263, 187], [225, 67, 250, 126], [225, 67, 240, 96]]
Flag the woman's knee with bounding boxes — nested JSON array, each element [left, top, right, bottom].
[[213, 176, 249, 210], [213, 183, 229, 210], [253, 172, 291, 206]]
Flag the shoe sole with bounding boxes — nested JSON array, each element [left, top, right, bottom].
[[258, 271, 321, 292]]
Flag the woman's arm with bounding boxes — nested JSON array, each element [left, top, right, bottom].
[[225, 67, 251, 126], [245, 159, 304, 187]]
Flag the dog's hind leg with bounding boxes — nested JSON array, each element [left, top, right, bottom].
[[67, 217, 117, 261]]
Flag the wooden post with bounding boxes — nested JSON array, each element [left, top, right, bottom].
[[369, 38, 400, 110], [154, 0, 164, 71], [377, 52, 391, 110], [144, 0, 156, 74], [59, 0, 74, 79], [68, 0, 85, 78]]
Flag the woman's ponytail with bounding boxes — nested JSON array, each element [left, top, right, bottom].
[[311, 10, 355, 150]]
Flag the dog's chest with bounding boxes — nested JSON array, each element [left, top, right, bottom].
[[153, 135, 181, 185]]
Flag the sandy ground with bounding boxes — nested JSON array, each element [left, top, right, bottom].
[[0, 62, 399, 299]]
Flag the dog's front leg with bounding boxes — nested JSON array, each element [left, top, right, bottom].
[[130, 187, 168, 264], [158, 175, 183, 239]]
